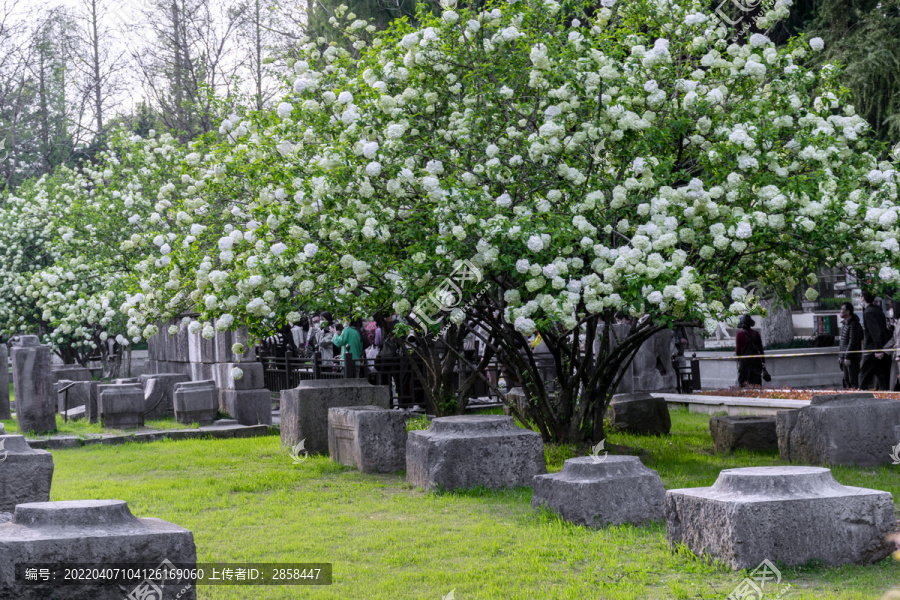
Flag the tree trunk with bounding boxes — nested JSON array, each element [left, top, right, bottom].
[[760, 297, 794, 347]]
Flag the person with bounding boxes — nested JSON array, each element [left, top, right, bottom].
[[859, 291, 891, 390], [366, 313, 389, 385], [332, 317, 364, 376], [838, 302, 862, 389], [880, 300, 900, 390], [614, 311, 632, 325], [316, 311, 336, 372], [735, 315, 765, 387]]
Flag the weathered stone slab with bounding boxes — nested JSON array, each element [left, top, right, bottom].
[[531, 456, 665, 527], [666, 466, 896, 570], [0, 344, 8, 420], [51, 365, 91, 384], [407, 415, 546, 492], [147, 325, 163, 361], [11, 336, 56, 433], [608, 393, 671, 436], [0, 499, 196, 600], [55, 380, 97, 418], [327, 406, 406, 473], [188, 329, 217, 364], [111, 377, 139, 385], [139, 373, 190, 419], [61, 406, 85, 421], [213, 362, 265, 390], [173, 380, 217, 425], [776, 393, 900, 466], [189, 362, 214, 383], [72, 381, 100, 424], [98, 383, 144, 429], [280, 380, 390, 454], [214, 325, 254, 363], [0, 435, 53, 512], [156, 360, 191, 378], [710, 415, 778, 453], [219, 389, 272, 426]]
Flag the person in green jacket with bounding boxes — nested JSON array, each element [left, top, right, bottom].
[[332, 317, 364, 363]]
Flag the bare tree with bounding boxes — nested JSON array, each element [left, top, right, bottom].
[[130, 0, 246, 140], [67, 0, 130, 145]]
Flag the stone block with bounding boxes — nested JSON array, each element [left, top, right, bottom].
[[665, 466, 896, 570], [111, 377, 139, 385], [0, 345, 10, 420], [0, 499, 196, 600], [0, 435, 53, 512], [147, 326, 162, 361], [73, 381, 100, 424], [327, 406, 406, 473], [160, 360, 192, 378], [776, 393, 900, 466], [11, 336, 56, 433], [608, 393, 671, 436], [50, 365, 91, 384], [189, 362, 215, 383], [213, 326, 255, 364], [164, 320, 191, 363], [98, 383, 144, 429], [139, 373, 191, 419], [531, 456, 665, 527], [56, 380, 96, 417], [62, 406, 85, 421], [503, 387, 528, 418], [710, 415, 778, 453], [188, 330, 217, 364], [219, 389, 272, 426], [280, 380, 390, 454], [213, 362, 265, 390], [0, 424, 4, 434], [407, 415, 546, 492], [173, 380, 217, 425]]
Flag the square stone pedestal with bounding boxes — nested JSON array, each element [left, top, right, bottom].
[[608, 393, 671, 436], [0, 499, 196, 599], [531, 456, 665, 527], [777, 393, 900, 466], [0, 435, 53, 512], [709, 415, 778, 453], [407, 415, 546, 492], [219, 389, 272, 426], [173, 381, 217, 425], [98, 384, 144, 429], [666, 466, 895, 569], [327, 406, 406, 473], [280, 380, 390, 454]]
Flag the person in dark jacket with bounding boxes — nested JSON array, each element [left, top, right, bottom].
[[838, 302, 862, 389], [735, 315, 765, 387], [859, 291, 892, 390]]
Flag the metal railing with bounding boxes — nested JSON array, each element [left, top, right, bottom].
[[257, 351, 519, 411]]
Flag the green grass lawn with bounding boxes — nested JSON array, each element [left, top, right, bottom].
[[3, 414, 199, 438], [5, 407, 899, 599]]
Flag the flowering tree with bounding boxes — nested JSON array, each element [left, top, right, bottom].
[[0, 130, 191, 373], [9, 0, 896, 441]]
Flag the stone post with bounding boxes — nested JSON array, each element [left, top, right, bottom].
[[0, 344, 9, 420], [11, 336, 55, 433]]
